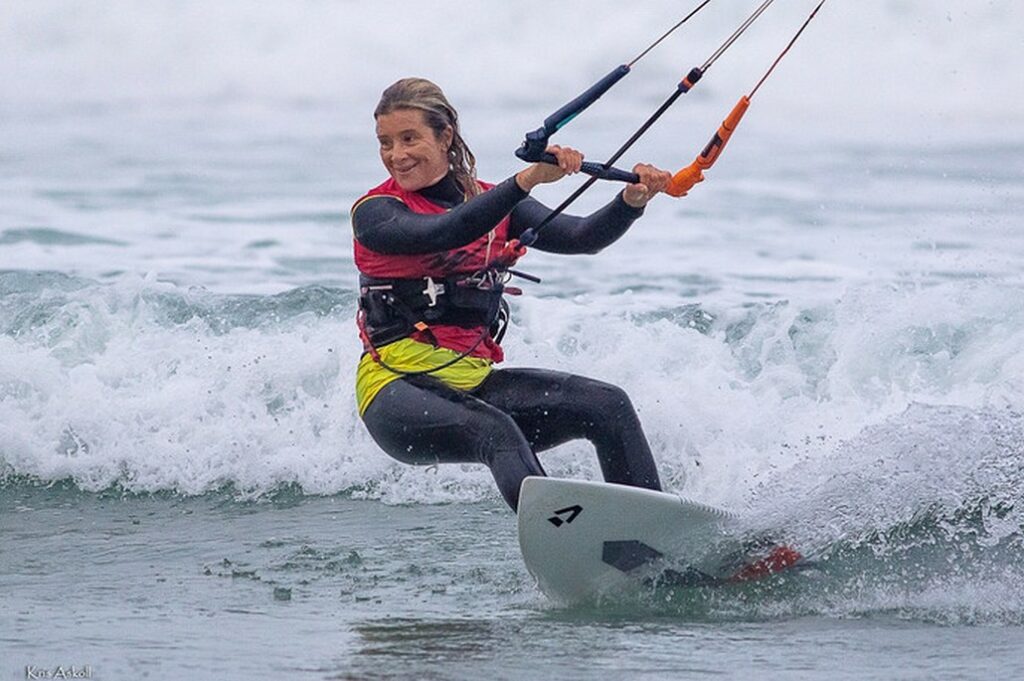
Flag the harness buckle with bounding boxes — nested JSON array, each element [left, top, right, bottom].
[[422, 277, 445, 307]]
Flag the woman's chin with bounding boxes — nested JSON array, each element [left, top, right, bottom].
[[390, 168, 447, 192], [393, 178, 424, 191]]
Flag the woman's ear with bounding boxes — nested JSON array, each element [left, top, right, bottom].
[[441, 125, 454, 152]]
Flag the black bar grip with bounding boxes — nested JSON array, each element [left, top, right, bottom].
[[536, 152, 640, 184], [583, 162, 640, 184]]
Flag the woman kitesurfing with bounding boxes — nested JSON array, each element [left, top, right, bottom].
[[351, 78, 674, 511]]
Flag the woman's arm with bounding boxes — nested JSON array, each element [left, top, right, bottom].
[[508, 192, 644, 255], [352, 177, 528, 255], [509, 163, 671, 255], [352, 144, 584, 255]]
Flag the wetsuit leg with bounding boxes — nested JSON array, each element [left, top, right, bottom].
[[361, 375, 546, 511], [472, 368, 661, 491]]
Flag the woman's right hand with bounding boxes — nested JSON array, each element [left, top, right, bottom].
[[515, 145, 584, 192]]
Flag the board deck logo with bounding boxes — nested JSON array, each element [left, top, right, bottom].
[[547, 505, 583, 527]]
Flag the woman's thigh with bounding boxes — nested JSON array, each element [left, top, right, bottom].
[[472, 368, 636, 451], [361, 374, 548, 510], [362, 375, 533, 467]]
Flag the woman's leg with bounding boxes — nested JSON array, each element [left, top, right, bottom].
[[472, 368, 661, 491], [361, 375, 546, 511]]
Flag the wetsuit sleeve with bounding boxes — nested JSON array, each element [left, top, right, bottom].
[[508, 191, 645, 255], [352, 177, 529, 255]]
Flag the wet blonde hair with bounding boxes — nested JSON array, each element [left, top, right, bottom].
[[375, 78, 480, 198]]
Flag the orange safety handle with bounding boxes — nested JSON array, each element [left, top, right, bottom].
[[667, 95, 751, 197]]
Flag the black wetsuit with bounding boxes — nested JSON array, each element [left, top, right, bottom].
[[354, 173, 662, 510]]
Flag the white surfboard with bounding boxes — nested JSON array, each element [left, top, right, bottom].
[[517, 476, 801, 603]]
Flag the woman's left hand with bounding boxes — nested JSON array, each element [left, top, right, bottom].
[[622, 163, 673, 208]]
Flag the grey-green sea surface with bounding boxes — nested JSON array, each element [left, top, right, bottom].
[[3, 482, 1022, 681]]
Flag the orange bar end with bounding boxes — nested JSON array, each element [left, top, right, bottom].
[[667, 163, 704, 197]]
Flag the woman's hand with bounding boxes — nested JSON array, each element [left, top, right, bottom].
[[515, 145, 584, 192], [622, 163, 673, 208]]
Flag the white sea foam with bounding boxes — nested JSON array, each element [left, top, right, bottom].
[[1, 274, 1022, 516]]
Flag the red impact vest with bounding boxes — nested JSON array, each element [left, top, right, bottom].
[[352, 177, 511, 362]]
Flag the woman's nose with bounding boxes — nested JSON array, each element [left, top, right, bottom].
[[389, 144, 408, 162]]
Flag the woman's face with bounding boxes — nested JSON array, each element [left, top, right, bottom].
[[375, 109, 453, 191]]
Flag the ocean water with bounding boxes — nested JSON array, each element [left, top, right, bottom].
[[2, 1, 1024, 679]]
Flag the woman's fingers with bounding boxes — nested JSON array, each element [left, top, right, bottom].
[[548, 145, 583, 174], [515, 145, 586, 191], [633, 163, 672, 193], [622, 163, 674, 207]]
